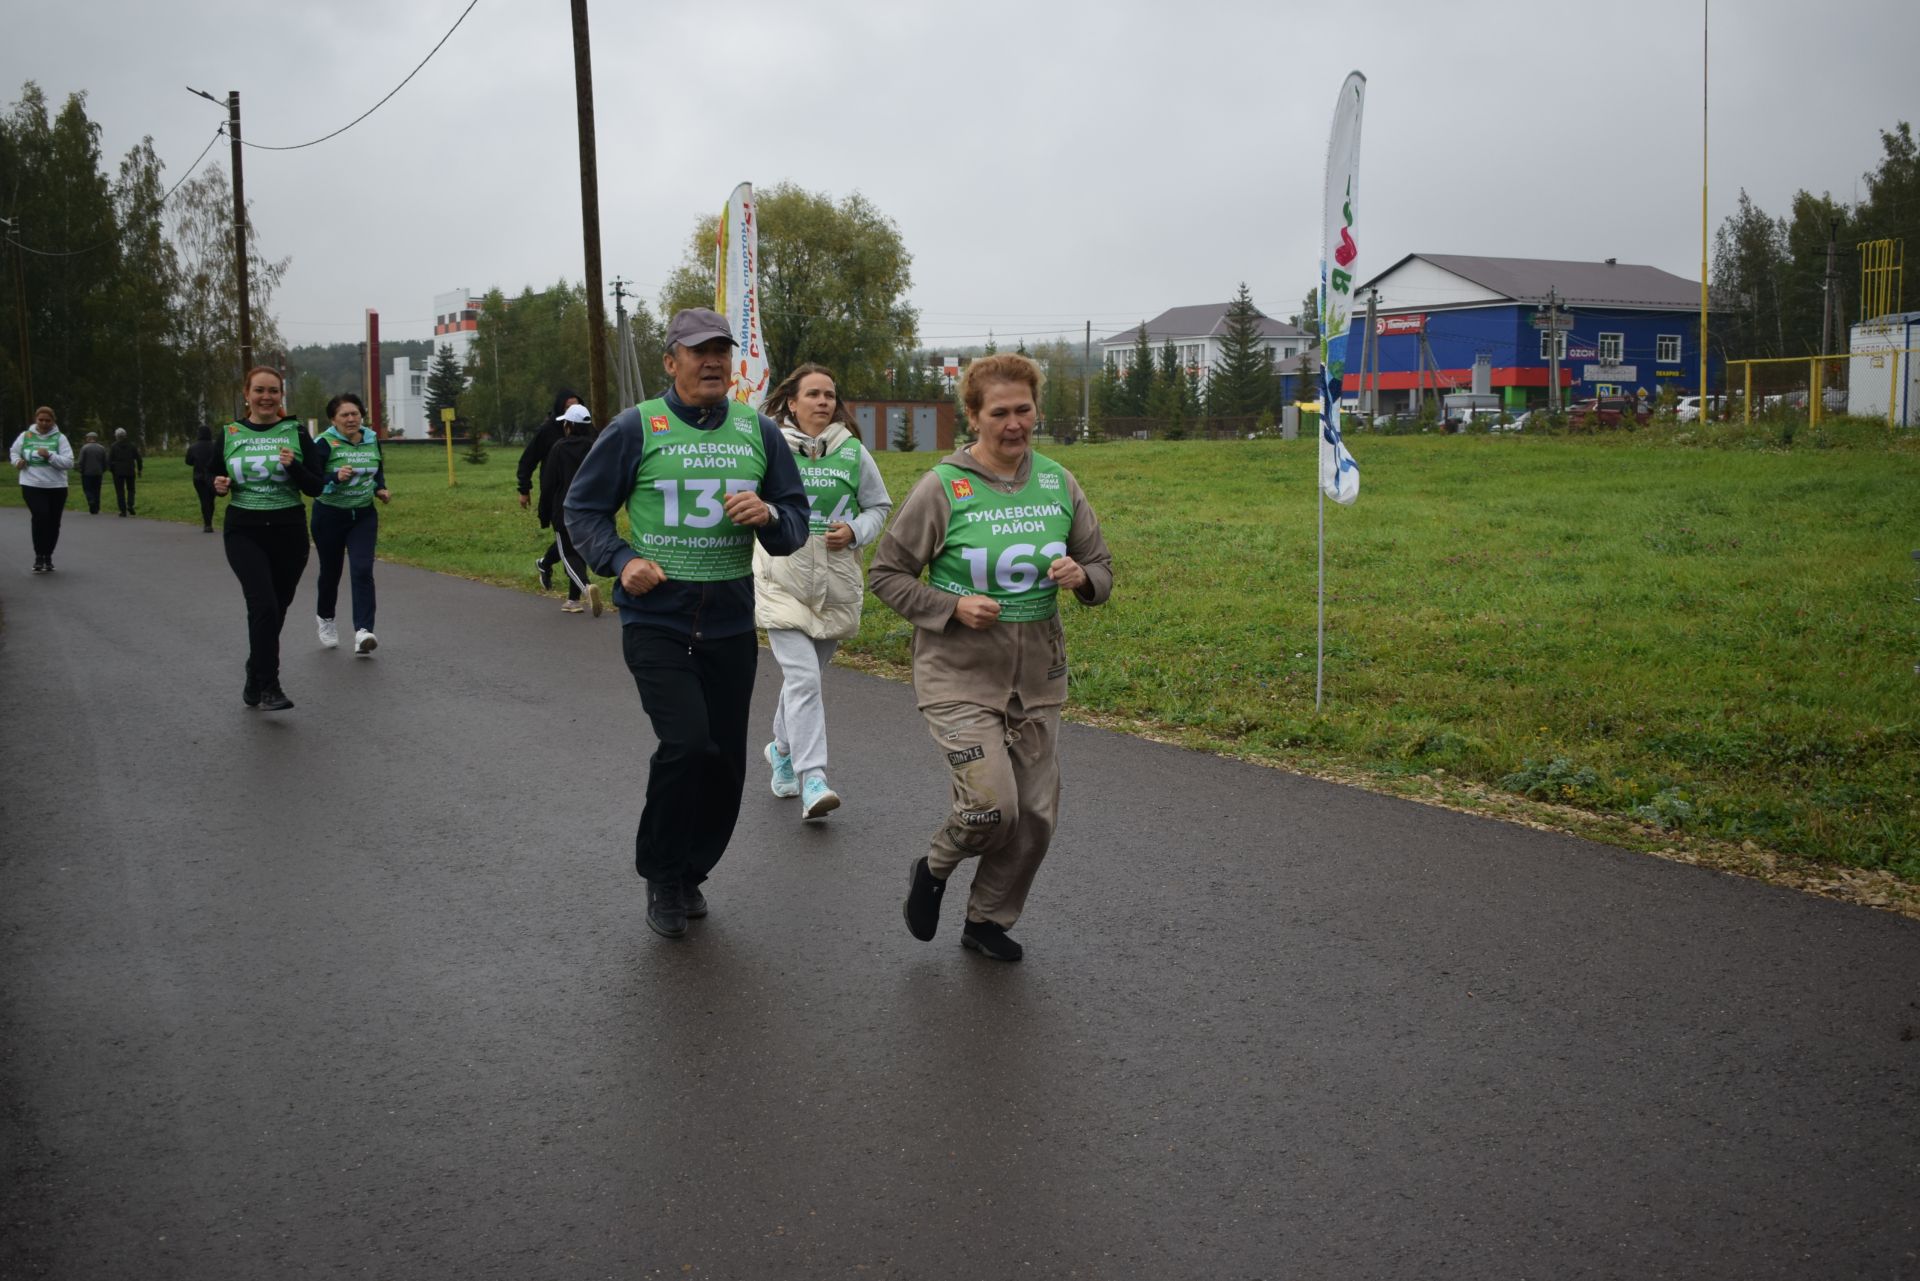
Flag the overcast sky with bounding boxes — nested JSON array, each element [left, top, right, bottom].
[[8, 0, 1917, 351]]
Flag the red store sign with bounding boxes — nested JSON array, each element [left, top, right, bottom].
[[1375, 313, 1426, 335]]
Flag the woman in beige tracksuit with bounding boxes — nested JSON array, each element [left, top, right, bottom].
[[754, 363, 893, 821], [870, 354, 1113, 963]]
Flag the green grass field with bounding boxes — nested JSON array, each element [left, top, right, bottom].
[[10, 423, 1917, 890]]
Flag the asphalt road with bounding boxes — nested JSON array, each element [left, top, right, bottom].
[[2, 506, 1917, 1280]]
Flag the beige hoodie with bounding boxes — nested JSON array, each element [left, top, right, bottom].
[[869, 444, 1113, 712]]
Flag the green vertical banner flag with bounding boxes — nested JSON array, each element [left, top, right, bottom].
[[1318, 71, 1365, 506]]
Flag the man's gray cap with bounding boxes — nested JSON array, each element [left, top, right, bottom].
[[665, 307, 736, 350]]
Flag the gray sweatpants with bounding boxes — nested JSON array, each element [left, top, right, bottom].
[[768, 629, 841, 779], [922, 698, 1062, 928]]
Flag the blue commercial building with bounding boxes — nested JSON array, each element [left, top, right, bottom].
[[1343, 254, 1720, 412]]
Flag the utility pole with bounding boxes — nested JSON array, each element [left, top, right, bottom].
[[1082, 320, 1091, 441], [569, 0, 610, 424], [188, 87, 252, 378], [2, 216, 31, 418], [1547, 287, 1562, 413], [610, 275, 632, 406], [1358, 290, 1377, 418], [1821, 217, 1838, 355]]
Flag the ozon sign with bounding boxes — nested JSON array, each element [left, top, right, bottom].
[[1375, 314, 1426, 335]]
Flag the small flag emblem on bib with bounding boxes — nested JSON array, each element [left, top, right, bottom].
[[950, 478, 973, 500], [649, 415, 670, 434]]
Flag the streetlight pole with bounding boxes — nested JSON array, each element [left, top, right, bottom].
[[188, 86, 253, 378], [1, 215, 31, 419]]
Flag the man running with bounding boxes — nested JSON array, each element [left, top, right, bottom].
[[564, 309, 810, 941]]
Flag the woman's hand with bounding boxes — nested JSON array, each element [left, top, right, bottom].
[[824, 521, 854, 551], [375, 489, 391, 505], [278, 447, 296, 467], [1047, 555, 1088, 592], [212, 475, 230, 496], [336, 464, 355, 483], [953, 595, 1001, 630]]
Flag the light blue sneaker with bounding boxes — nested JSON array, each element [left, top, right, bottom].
[[765, 741, 800, 798], [800, 774, 841, 820]]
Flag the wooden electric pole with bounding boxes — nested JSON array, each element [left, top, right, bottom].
[[569, 0, 610, 424]]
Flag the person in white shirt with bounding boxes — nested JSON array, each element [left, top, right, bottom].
[[10, 406, 75, 573]]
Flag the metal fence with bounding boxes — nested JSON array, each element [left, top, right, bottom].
[[1725, 347, 1918, 427]]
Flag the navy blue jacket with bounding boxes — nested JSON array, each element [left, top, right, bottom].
[[564, 386, 808, 639]]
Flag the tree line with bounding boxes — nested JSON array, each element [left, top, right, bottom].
[[1, 83, 291, 445], [1712, 120, 1918, 359]]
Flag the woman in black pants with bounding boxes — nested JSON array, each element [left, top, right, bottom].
[[310, 392, 390, 654], [210, 366, 327, 711], [183, 425, 219, 532]]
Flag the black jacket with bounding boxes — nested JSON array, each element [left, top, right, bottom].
[[107, 438, 143, 476], [515, 387, 585, 529], [184, 438, 219, 483], [546, 434, 592, 523]]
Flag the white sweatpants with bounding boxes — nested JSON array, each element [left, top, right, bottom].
[[768, 629, 841, 779]]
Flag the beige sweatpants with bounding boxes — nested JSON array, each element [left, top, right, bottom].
[[921, 698, 1062, 928]]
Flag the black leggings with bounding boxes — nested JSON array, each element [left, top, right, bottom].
[[223, 521, 310, 683], [21, 485, 67, 558], [194, 478, 216, 529], [311, 502, 378, 632]]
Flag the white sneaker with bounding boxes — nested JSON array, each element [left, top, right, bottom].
[[560, 599, 585, 613], [354, 629, 378, 655], [317, 616, 339, 648]]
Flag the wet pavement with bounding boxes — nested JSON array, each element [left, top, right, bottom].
[[2, 507, 1917, 1279]]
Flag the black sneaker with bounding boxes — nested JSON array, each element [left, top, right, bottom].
[[646, 880, 688, 938], [961, 920, 1023, 962], [243, 679, 262, 708], [535, 559, 553, 591], [683, 879, 709, 919], [903, 856, 947, 941], [41, 558, 53, 573], [256, 683, 294, 711], [30, 557, 46, 573]]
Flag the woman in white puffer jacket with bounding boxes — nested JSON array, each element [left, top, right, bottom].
[[754, 363, 893, 820]]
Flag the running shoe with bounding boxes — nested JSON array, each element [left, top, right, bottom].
[[535, 559, 553, 591], [560, 599, 585, 613], [764, 741, 799, 797], [800, 775, 841, 820], [317, 616, 339, 648], [256, 683, 294, 712], [354, 629, 378, 655], [30, 558, 46, 574], [586, 582, 603, 617]]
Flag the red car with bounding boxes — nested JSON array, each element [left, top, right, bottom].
[[1567, 396, 1651, 430]]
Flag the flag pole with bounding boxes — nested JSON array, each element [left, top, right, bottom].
[[1316, 482, 1325, 710]]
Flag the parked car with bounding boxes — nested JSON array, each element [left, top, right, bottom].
[[1675, 395, 1724, 423], [1496, 408, 1537, 432], [1568, 396, 1652, 430]]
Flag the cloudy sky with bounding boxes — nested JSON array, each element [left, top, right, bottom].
[[8, 0, 1916, 351]]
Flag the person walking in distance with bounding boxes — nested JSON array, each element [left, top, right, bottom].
[[210, 366, 328, 711], [545, 404, 602, 616], [311, 393, 390, 656], [754, 362, 893, 820], [10, 406, 74, 573], [563, 308, 809, 941], [518, 386, 585, 592], [183, 425, 220, 532], [870, 354, 1114, 963], [106, 427, 142, 516], [76, 432, 108, 515]]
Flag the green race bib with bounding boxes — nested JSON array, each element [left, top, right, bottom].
[[797, 437, 862, 535], [927, 454, 1075, 623], [624, 398, 769, 581], [222, 421, 303, 511], [316, 430, 382, 509]]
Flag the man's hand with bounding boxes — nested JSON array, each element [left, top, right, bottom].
[[952, 595, 1001, 630], [1047, 555, 1088, 593], [823, 521, 854, 551], [620, 558, 666, 596], [723, 490, 772, 527], [517, 492, 530, 509]]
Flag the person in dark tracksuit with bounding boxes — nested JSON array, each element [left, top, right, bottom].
[[184, 425, 220, 531], [210, 366, 328, 711], [76, 432, 108, 514], [544, 403, 601, 616], [107, 428, 142, 516], [310, 392, 390, 656], [564, 308, 809, 942], [517, 386, 585, 591]]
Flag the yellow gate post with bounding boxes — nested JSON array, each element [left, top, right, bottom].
[[1894, 350, 1903, 429], [442, 406, 456, 486], [1743, 361, 1752, 424]]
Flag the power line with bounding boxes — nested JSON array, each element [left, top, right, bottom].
[[2, 124, 227, 259], [240, 0, 480, 152]]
